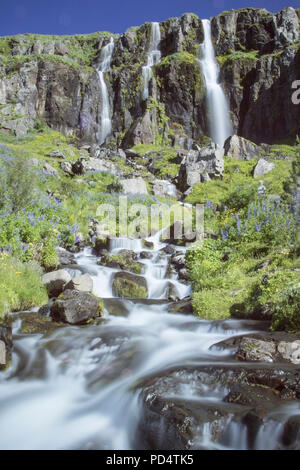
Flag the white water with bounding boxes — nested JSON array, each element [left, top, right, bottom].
[[199, 19, 232, 146], [142, 22, 161, 100], [97, 38, 114, 145], [0, 233, 299, 449]]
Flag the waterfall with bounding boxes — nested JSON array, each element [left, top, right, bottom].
[[97, 38, 114, 145], [142, 22, 161, 100], [198, 19, 232, 147]]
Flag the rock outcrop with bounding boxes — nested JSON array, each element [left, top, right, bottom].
[[178, 143, 224, 190], [50, 289, 102, 324], [0, 8, 299, 145]]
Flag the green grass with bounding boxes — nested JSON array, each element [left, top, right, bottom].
[[217, 50, 259, 67], [0, 255, 48, 318]]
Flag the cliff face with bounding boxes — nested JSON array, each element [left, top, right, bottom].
[[0, 7, 299, 146]]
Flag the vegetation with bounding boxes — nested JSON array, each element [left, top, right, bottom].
[[186, 144, 300, 330]]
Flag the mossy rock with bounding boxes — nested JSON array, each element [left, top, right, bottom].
[[17, 312, 65, 335], [112, 272, 148, 299]]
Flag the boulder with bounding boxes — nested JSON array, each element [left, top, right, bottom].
[[42, 269, 72, 297], [112, 272, 148, 299], [65, 273, 93, 293], [49, 150, 66, 159], [253, 158, 275, 178], [152, 180, 179, 199], [278, 340, 300, 365], [236, 338, 276, 363], [43, 163, 58, 177], [126, 111, 156, 146], [60, 161, 73, 175], [224, 135, 259, 160], [168, 297, 193, 315], [72, 158, 121, 176], [0, 325, 12, 370], [178, 143, 224, 190], [50, 289, 103, 324], [120, 177, 148, 195], [57, 247, 76, 267]]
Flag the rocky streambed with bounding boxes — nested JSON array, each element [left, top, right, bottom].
[[0, 233, 299, 450]]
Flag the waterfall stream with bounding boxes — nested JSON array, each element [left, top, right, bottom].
[[97, 38, 114, 145], [199, 19, 232, 146], [142, 22, 161, 100], [0, 232, 299, 450]]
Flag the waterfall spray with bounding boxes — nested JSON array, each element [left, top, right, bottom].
[[198, 20, 232, 146], [142, 22, 161, 100], [97, 38, 114, 145]]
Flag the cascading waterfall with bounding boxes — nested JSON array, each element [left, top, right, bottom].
[[97, 37, 114, 145], [142, 22, 161, 100], [198, 19, 232, 146]]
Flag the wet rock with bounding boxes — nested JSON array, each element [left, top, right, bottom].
[[161, 245, 176, 255], [282, 415, 300, 449], [50, 289, 103, 324], [277, 340, 300, 365], [120, 177, 148, 195], [165, 282, 180, 302], [224, 135, 259, 160], [236, 337, 276, 362], [253, 158, 275, 178], [168, 297, 193, 315], [42, 269, 72, 297], [99, 251, 144, 274], [65, 273, 93, 293], [140, 251, 153, 260], [57, 247, 76, 267], [112, 272, 148, 299], [17, 312, 64, 335], [0, 325, 12, 370], [142, 240, 154, 250], [103, 298, 130, 317]]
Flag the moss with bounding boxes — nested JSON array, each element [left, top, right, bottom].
[[157, 52, 197, 68], [112, 278, 148, 299], [217, 50, 259, 67], [0, 54, 94, 74], [18, 312, 64, 335]]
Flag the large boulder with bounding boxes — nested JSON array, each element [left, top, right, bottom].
[[151, 180, 179, 199], [253, 158, 275, 178], [112, 272, 148, 299], [178, 143, 224, 190], [125, 111, 156, 146], [42, 269, 72, 297], [120, 177, 148, 195], [72, 158, 121, 176], [224, 135, 259, 160], [65, 273, 93, 293], [0, 325, 12, 370], [50, 289, 103, 324]]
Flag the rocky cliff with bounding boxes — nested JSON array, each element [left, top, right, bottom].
[[0, 7, 299, 146]]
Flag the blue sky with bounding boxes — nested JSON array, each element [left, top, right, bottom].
[[0, 1, 299, 36]]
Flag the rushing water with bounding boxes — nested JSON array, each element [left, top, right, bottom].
[[198, 19, 232, 146], [142, 22, 161, 100], [0, 233, 299, 450], [97, 38, 114, 145]]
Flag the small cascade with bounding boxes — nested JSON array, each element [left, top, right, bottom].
[[97, 38, 114, 145], [142, 22, 161, 100], [198, 19, 232, 146], [109, 237, 143, 253]]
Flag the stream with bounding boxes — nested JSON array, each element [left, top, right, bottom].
[[0, 233, 299, 450]]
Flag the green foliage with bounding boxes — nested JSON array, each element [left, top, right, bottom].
[[0, 255, 48, 318], [157, 52, 197, 68], [217, 50, 259, 67]]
